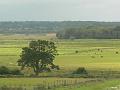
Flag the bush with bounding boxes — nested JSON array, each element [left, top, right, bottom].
[[11, 69, 22, 75], [0, 66, 11, 75], [73, 67, 88, 74], [0, 66, 22, 75]]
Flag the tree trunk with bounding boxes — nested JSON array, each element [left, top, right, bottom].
[[34, 62, 39, 76], [35, 71, 39, 76]]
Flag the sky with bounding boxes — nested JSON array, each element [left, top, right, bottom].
[[0, 0, 120, 21]]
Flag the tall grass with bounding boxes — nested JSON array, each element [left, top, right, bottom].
[[0, 78, 97, 90]]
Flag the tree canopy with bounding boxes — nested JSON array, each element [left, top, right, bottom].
[[18, 40, 59, 75]]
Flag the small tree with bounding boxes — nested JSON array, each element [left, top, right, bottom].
[[18, 40, 59, 75]]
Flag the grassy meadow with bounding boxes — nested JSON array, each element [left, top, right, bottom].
[[0, 39, 120, 70], [0, 38, 120, 89]]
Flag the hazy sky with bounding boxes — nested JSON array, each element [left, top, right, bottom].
[[0, 0, 120, 21]]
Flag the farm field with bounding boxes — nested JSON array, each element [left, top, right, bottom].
[[0, 39, 120, 90], [0, 39, 120, 71]]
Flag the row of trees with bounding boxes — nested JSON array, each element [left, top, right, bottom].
[[57, 26, 120, 39], [0, 21, 120, 34]]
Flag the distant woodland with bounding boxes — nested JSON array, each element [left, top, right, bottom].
[[0, 21, 120, 39]]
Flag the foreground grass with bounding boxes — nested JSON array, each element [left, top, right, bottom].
[[56, 79, 120, 90], [0, 78, 91, 86], [0, 78, 119, 90]]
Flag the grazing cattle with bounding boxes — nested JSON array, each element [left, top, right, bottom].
[[116, 52, 119, 54], [91, 56, 95, 58]]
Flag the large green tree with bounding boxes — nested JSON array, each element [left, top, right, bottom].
[[18, 40, 59, 75]]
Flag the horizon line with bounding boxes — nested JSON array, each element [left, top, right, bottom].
[[0, 20, 120, 22]]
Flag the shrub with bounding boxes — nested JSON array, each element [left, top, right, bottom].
[[0, 66, 22, 75], [11, 69, 22, 75], [0, 66, 11, 75], [73, 67, 88, 74]]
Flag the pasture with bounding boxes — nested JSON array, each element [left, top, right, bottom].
[[0, 39, 120, 71], [0, 39, 120, 90]]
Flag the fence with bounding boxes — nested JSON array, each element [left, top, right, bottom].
[[0, 79, 98, 90]]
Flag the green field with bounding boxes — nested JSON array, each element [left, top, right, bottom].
[[0, 39, 120, 90], [0, 39, 120, 70]]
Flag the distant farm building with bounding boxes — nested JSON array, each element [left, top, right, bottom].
[[46, 33, 57, 37]]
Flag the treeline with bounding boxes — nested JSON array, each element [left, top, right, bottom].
[[0, 21, 58, 34], [0, 21, 120, 35], [56, 26, 120, 39]]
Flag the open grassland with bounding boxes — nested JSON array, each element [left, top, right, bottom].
[[0, 39, 120, 71], [0, 39, 120, 89]]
